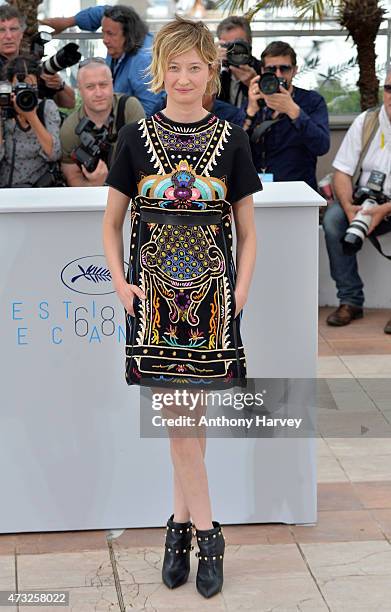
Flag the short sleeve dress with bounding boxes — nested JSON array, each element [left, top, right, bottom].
[[106, 112, 262, 386]]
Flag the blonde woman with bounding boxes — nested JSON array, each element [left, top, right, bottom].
[[103, 16, 261, 598]]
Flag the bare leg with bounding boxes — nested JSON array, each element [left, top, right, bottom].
[[173, 435, 206, 523]]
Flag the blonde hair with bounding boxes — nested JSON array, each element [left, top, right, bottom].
[[149, 16, 220, 96]]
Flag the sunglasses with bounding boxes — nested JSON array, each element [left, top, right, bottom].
[[384, 84, 391, 93], [263, 64, 293, 74], [78, 57, 107, 69]]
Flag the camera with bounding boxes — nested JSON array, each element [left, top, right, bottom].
[[71, 117, 111, 173], [30, 31, 53, 60], [0, 81, 38, 118], [342, 170, 388, 255], [42, 43, 81, 75], [258, 72, 288, 95], [221, 39, 252, 67]]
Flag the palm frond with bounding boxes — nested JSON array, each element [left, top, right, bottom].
[[217, 0, 340, 22]]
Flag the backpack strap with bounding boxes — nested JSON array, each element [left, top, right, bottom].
[[352, 107, 380, 187], [36, 99, 46, 127], [115, 95, 129, 135]]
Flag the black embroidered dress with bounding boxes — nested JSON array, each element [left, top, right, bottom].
[[106, 112, 262, 385]]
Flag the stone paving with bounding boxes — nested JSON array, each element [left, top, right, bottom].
[[1, 307, 391, 611]]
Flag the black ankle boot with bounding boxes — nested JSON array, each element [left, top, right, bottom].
[[195, 521, 225, 598], [162, 514, 193, 589]]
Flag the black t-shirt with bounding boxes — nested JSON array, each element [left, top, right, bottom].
[[107, 112, 262, 205]]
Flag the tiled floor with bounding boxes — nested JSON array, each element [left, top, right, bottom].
[[1, 307, 391, 611]]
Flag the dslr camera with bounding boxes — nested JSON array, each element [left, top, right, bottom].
[[0, 81, 38, 118], [30, 31, 82, 74], [71, 117, 111, 173], [258, 70, 288, 95], [342, 170, 388, 255], [220, 39, 253, 67]]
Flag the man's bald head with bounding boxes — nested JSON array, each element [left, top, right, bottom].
[[77, 60, 113, 116]]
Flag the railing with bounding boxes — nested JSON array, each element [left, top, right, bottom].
[[47, 15, 391, 115]]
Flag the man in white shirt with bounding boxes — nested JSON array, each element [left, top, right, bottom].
[[323, 74, 391, 333]]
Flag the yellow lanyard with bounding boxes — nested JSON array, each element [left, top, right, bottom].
[[381, 132, 385, 149]]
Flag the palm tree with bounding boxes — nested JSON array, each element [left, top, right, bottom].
[[220, 0, 387, 110]]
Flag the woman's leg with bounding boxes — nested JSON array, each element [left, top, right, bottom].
[[173, 435, 206, 523], [170, 434, 212, 530]]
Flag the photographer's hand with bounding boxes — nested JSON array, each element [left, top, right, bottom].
[[230, 64, 257, 87], [217, 42, 228, 63], [345, 204, 363, 224], [365, 201, 391, 234], [81, 159, 108, 186], [40, 72, 63, 90], [12, 96, 54, 158], [263, 86, 300, 120]]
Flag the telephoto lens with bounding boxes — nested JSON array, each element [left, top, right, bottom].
[[342, 170, 387, 255], [42, 43, 81, 74], [342, 198, 378, 255]]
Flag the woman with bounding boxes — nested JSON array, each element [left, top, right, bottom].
[[0, 55, 62, 188], [103, 17, 261, 598]]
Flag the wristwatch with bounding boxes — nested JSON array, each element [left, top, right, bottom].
[[57, 81, 65, 92]]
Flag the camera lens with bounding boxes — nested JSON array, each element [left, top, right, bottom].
[[14, 85, 38, 112], [225, 40, 251, 67], [42, 43, 81, 75], [259, 73, 280, 95]]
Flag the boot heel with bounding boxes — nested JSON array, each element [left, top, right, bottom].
[[195, 521, 225, 598], [162, 514, 193, 589]]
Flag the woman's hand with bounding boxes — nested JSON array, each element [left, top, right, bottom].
[[234, 288, 248, 318], [116, 280, 146, 316], [12, 94, 37, 125]]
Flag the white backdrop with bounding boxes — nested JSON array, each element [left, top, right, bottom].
[[0, 184, 323, 533]]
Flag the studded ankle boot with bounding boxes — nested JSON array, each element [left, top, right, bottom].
[[195, 521, 225, 598], [162, 514, 193, 589]]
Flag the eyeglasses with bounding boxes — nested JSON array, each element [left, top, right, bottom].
[[78, 57, 107, 69], [0, 26, 22, 36], [263, 64, 293, 74], [384, 84, 391, 93]]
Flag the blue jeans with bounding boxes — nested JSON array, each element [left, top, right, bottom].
[[322, 200, 391, 307]]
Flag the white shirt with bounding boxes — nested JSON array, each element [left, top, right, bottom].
[[333, 106, 391, 196]]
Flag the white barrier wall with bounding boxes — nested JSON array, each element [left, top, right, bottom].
[[319, 227, 391, 308], [0, 183, 323, 533]]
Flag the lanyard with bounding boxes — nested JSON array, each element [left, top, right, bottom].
[[110, 55, 125, 84]]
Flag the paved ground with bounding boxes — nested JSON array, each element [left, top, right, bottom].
[[1, 307, 391, 611]]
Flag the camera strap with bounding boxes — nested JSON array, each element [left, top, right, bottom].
[[7, 127, 17, 188], [368, 231, 391, 260]]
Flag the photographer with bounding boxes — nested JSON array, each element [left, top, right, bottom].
[[216, 16, 261, 108], [243, 41, 329, 191], [41, 5, 164, 116], [60, 58, 144, 187], [322, 73, 391, 332], [0, 55, 61, 187], [0, 5, 74, 109]]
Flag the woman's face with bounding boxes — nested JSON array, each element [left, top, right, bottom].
[[164, 48, 211, 107]]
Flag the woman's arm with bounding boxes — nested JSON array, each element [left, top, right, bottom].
[[103, 187, 146, 316], [232, 194, 257, 317], [24, 109, 54, 158]]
